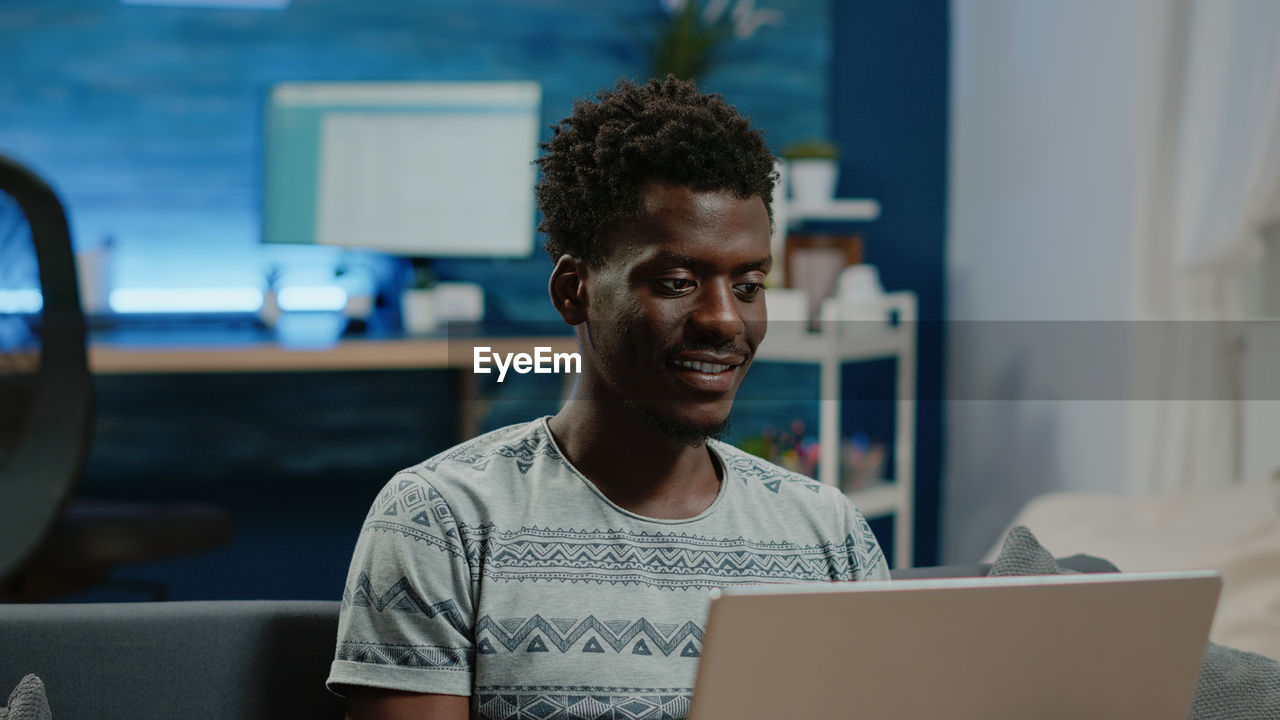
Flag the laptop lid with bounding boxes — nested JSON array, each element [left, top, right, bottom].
[[688, 570, 1221, 720]]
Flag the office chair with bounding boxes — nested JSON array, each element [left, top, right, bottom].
[[0, 153, 232, 601]]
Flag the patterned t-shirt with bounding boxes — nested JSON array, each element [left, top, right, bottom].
[[327, 417, 889, 719]]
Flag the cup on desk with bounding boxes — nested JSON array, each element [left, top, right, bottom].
[[401, 282, 484, 336], [401, 288, 439, 335]]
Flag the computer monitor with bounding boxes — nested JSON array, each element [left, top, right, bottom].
[[262, 81, 541, 258]]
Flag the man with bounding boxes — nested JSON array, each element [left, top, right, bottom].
[[328, 76, 889, 720]]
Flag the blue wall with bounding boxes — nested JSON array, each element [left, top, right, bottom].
[[831, 0, 949, 565], [0, 0, 830, 312]]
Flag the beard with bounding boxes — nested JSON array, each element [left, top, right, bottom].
[[594, 345, 733, 447], [619, 393, 731, 447], [588, 322, 741, 448]]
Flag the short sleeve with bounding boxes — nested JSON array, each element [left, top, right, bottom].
[[327, 471, 475, 696], [845, 498, 891, 581]]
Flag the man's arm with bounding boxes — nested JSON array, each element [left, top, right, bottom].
[[344, 687, 469, 720], [329, 473, 476, 714]]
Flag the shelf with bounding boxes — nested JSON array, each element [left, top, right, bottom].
[[785, 199, 881, 225], [756, 325, 905, 363], [744, 289, 915, 569], [755, 291, 915, 363], [86, 334, 580, 374]]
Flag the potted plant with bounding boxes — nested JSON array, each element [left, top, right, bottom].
[[781, 139, 840, 208], [649, 0, 783, 82], [400, 258, 438, 335]]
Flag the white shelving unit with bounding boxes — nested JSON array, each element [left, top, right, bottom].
[[769, 161, 881, 285], [759, 168, 912, 567], [754, 291, 916, 569]]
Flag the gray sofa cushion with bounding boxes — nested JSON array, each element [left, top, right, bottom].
[[0, 600, 343, 720]]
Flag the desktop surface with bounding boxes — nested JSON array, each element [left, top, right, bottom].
[[87, 314, 576, 375]]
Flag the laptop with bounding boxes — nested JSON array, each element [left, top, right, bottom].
[[687, 570, 1221, 720]]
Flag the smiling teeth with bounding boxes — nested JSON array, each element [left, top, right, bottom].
[[674, 360, 731, 373]]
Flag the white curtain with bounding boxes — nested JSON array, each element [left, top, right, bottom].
[[1129, 0, 1280, 493]]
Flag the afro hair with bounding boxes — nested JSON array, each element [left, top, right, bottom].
[[535, 76, 777, 266]]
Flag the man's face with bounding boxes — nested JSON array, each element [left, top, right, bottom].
[[581, 182, 772, 444]]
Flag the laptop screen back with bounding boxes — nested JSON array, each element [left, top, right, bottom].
[[689, 571, 1220, 720]]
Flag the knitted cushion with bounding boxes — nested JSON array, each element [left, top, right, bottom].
[[988, 525, 1079, 576], [0, 674, 51, 720]]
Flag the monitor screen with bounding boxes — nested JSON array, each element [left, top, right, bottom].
[[263, 81, 541, 258]]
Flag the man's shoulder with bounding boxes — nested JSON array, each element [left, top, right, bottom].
[[364, 419, 563, 529], [710, 440, 838, 502], [393, 418, 562, 489], [709, 441, 887, 577]]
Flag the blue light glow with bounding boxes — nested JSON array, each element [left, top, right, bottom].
[[0, 289, 43, 314], [109, 287, 264, 314]]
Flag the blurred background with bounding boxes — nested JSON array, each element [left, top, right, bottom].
[[1, 0, 1277, 602]]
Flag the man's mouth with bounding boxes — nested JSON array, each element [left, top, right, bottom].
[[671, 359, 736, 374], [665, 348, 751, 394]]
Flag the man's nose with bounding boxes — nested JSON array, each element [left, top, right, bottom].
[[688, 282, 746, 341]]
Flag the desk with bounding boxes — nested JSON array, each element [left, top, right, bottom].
[[89, 334, 579, 375], [88, 331, 580, 439]]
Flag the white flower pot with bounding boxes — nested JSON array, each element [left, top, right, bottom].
[[788, 159, 839, 208], [400, 288, 439, 335]]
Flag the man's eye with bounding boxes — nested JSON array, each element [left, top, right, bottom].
[[657, 278, 697, 293], [735, 282, 764, 298]]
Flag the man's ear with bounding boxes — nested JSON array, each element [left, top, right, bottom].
[[548, 254, 588, 325]]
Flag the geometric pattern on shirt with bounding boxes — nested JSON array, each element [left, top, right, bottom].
[[336, 641, 472, 672], [355, 422, 883, 585], [473, 686, 691, 720], [421, 424, 816, 499], [362, 517, 467, 559], [475, 614, 703, 658], [422, 425, 561, 475], [849, 512, 887, 572], [343, 572, 471, 636], [458, 524, 857, 589], [716, 443, 825, 494], [366, 474, 454, 525], [363, 478, 466, 557], [719, 445, 887, 574]]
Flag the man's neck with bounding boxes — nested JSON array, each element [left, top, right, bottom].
[[546, 401, 723, 520]]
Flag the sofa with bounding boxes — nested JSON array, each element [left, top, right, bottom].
[[7, 504, 1280, 720], [0, 554, 1127, 720], [0, 600, 345, 720]]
